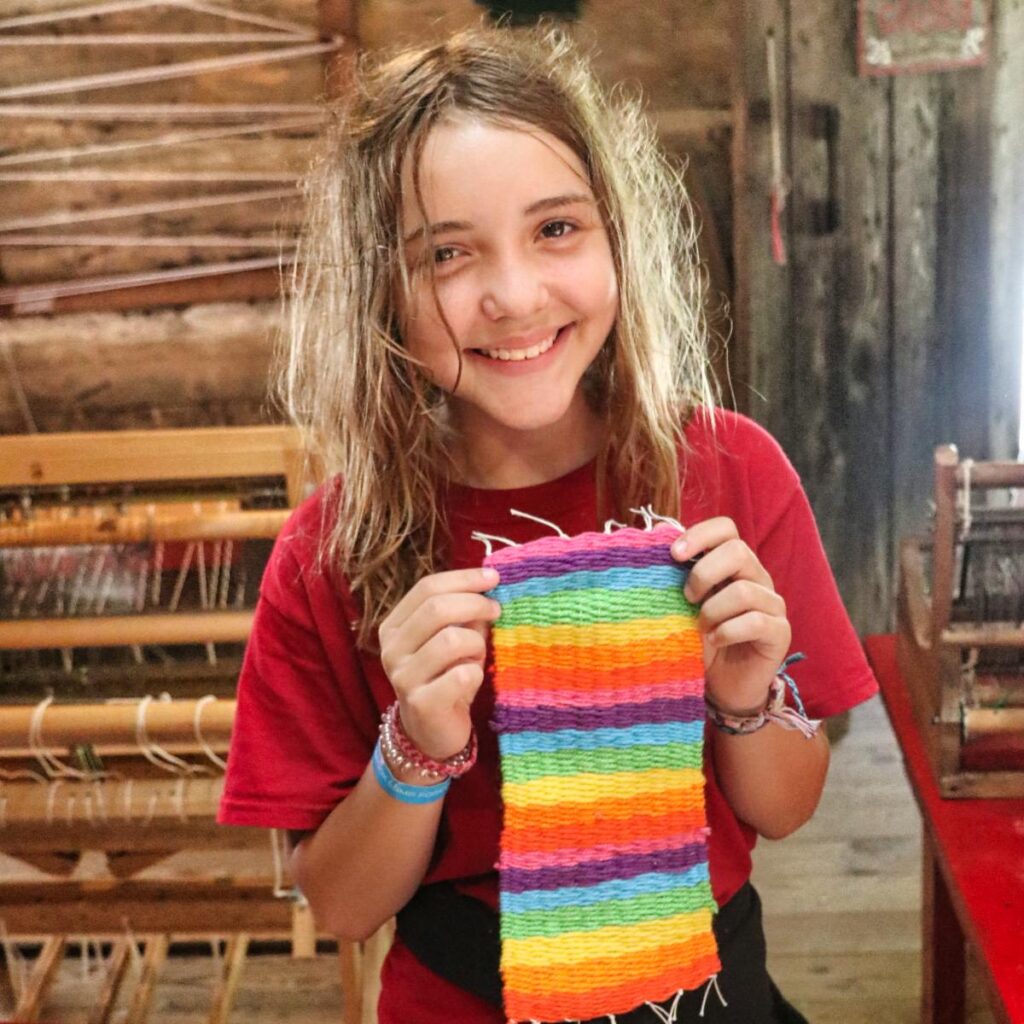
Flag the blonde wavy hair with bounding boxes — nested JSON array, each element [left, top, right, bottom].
[[281, 25, 717, 648]]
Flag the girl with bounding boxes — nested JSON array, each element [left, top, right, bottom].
[[219, 26, 878, 1024]]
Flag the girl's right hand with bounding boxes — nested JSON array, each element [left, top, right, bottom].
[[378, 567, 501, 761]]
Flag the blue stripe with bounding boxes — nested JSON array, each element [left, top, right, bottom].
[[491, 565, 685, 604], [499, 719, 703, 756], [501, 863, 710, 914]]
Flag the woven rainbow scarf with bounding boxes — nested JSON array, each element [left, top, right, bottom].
[[484, 521, 720, 1023]]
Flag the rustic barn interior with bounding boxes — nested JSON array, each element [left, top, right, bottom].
[[1, 0, 1022, 1022]]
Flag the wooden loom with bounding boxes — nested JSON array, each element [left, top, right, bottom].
[[897, 445, 1024, 798], [0, 427, 385, 1023]]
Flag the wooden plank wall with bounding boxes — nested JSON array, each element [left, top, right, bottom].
[[735, 0, 1024, 634]]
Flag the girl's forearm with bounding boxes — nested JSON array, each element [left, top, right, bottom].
[[290, 758, 445, 942], [712, 724, 830, 840]]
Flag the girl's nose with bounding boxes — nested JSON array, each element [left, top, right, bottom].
[[480, 257, 548, 320]]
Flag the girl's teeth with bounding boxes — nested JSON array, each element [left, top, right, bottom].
[[480, 332, 558, 362]]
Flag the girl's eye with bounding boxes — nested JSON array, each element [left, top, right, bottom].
[[540, 219, 575, 240], [433, 245, 458, 264]]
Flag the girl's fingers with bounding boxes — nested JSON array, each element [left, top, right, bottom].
[[682, 537, 773, 604], [383, 567, 499, 637], [697, 580, 786, 636], [705, 609, 791, 657], [388, 624, 487, 694], [392, 591, 500, 660], [414, 660, 487, 715], [670, 517, 736, 562]]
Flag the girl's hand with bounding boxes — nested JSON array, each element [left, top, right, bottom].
[[378, 567, 501, 761], [671, 518, 790, 716]]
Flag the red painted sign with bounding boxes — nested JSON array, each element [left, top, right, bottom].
[[858, 0, 989, 75]]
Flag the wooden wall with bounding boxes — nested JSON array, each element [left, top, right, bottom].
[[2, 0, 1023, 633], [734, 0, 1024, 633]]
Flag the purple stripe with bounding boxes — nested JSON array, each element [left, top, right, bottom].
[[492, 696, 704, 733], [501, 843, 708, 894], [492, 545, 681, 584]]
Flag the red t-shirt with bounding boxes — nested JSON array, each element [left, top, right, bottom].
[[218, 409, 878, 1023]]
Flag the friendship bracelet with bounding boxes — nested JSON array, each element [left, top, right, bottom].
[[705, 654, 821, 739], [371, 739, 450, 804], [379, 701, 478, 781]]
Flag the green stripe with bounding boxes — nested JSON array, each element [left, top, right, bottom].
[[498, 586, 697, 627], [500, 882, 716, 939], [500, 741, 703, 784]]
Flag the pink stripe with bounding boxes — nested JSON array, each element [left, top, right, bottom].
[[499, 677, 704, 708], [498, 828, 710, 870], [487, 523, 681, 567]]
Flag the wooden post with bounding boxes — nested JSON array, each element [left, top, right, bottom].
[[207, 934, 249, 1024], [87, 938, 131, 1024], [12, 935, 65, 1023], [124, 934, 169, 1024]]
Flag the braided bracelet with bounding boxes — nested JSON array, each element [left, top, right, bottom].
[[379, 701, 478, 781], [705, 654, 821, 739]]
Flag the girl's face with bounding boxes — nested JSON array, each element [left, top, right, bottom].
[[398, 118, 619, 479]]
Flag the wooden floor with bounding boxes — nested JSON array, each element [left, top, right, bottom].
[[753, 695, 996, 1024], [0, 695, 1001, 1023]]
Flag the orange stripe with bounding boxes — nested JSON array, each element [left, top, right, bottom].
[[504, 952, 722, 1021], [503, 933, 717, 995], [495, 658, 703, 693], [502, 787, 705, 831], [501, 805, 708, 853], [495, 636, 702, 671]]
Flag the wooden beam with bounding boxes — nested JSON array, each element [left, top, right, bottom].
[[0, 698, 235, 755], [0, 425, 301, 488], [0, 610, 253, 650], [0, 880, 294, 934], [0, 262, 289, 316], [2, 820, 266, 856]]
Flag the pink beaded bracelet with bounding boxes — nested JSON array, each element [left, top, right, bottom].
[[379, 701, 478, 780]]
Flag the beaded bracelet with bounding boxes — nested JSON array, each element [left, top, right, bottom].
[[379, 701, 478, 781], [371, 739, 450, 804], [705, 654, 821, 739]]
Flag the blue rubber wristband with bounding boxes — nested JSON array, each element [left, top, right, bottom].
[[371, 739, 450, 804]]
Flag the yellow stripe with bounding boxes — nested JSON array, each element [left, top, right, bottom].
[[502, 767, 704, 807], [495, 616, 699, 648], [501, 909, 715, 968]]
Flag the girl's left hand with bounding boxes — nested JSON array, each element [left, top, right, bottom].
[[670, 517, 790, 716]]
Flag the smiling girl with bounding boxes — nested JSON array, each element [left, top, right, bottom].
[[219, 26, 877, 1024]]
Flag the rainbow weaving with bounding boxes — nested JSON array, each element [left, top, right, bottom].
[[485, 522, 720, 1023]]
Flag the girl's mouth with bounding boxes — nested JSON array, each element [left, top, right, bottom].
[[470, 324, 572, 364]]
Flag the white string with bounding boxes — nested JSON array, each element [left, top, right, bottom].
[[135, 694, 207, 776], [29, 696, 90, 781], [469, 531, 518, 557], [959, 458, 974, 541], [508, 508, 568, 537], [194, 696, 228, 770], [646, 510, 687, 533], [628, 506, 655, 530], [699, 973, 727, 1017], [122, 918, 143, 971], [270, 828, 291, 898], [644, 990, 683, 1023], [0, 40, 341, 100], [603, 518, 629, 533]]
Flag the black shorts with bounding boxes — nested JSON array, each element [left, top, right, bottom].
[[397, 880, 810, 1023]]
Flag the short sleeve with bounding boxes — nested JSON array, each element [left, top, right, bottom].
[[217, 522, 378, 832], [745, 438, 879, 719], [684, 409, 878, 720]]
